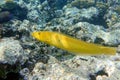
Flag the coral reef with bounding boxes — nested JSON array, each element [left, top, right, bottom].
[[70, 0, 95, 9], [0, 11, 12, 23], [114, 6, 120, 15], [0, 1, 28, 21], [26, 55, 120, 80], [0, 38, 28, 78], [0, 0, 120, 80]]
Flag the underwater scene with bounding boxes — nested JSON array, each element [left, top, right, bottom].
[[0, 0, 120, 80]]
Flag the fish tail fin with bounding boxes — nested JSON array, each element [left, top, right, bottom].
[[101, 47, 116, 55]]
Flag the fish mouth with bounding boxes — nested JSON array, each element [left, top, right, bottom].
[[31, 32, 38, 38]]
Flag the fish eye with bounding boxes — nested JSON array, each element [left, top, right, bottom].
[[38, 32, 41, 35]]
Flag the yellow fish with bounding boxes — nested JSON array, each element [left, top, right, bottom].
[[31, 31, 116, 56]]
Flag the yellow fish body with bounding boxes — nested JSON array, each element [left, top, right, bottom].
[[31, 31, 116, 56]]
